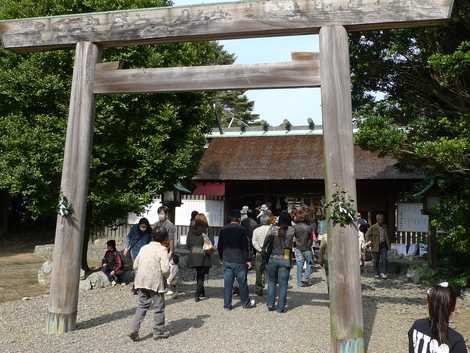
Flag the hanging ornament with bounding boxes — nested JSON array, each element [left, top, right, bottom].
[[58, 195, 74, 217], [324, 184, 357, 228]]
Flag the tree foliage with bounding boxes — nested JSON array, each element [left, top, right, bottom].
[[215, 90, 259, 128], [350, 0, 470, 283], [0, 0, 252, 227]]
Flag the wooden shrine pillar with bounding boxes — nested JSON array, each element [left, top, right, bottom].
[[47, 41, 100, 334], [319, 26, 365, 353]]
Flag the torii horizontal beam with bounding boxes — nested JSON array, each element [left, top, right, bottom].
[[94, 59, 321, 94], [0, 0, 454, 52]]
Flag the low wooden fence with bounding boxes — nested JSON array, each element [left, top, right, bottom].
[[91, 225, 426, 245], [90, 224, 222, 245], [394, 231, 428, 245], [90, 224, 131, 243]]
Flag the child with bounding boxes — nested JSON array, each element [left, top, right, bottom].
[[101, 240, 123, 286], [159, 238, 179, 296], [408, 282, 468, 353], [166, 254, 179, 296], [129, 226, 171, 341]]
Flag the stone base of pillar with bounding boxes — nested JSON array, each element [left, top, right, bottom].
[[46, 311, 77, 334]]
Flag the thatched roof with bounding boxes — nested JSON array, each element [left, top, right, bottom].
[[195, 135, 420, 181]]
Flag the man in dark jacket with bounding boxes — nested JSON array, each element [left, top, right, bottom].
[[241, 205, 258, 264], [153, 206, 177, 253], [153, 206, 178, 294], [293, 210, 314, 287], [218, 210, 255, 310]]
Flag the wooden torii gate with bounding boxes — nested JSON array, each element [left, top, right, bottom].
[[0, 0, 453, 352]]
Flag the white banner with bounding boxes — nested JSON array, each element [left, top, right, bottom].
[[397, 203, 429, 233]]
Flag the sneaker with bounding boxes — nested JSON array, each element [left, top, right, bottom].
[[154, 331, 170, 340], [244, 298, 256, 309], [267, 305, 276, 312], [166, 290, 174, 295], [223, 306, 232, 311], [111, 280, 117, 287], [374, 274, 380, 279], [129, 332, 139, 342], [278, 308, 288, 314], [195, 297, 200, 303], [380, 273, 388, 279]]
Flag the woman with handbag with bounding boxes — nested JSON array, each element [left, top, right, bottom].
[[264, 211, 295, 313], [187, 213, 214, 302]]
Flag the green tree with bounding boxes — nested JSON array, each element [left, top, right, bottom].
[[350, 0, 470, 286], [0, 0, 253, 267], [215, 90, 259, 128]]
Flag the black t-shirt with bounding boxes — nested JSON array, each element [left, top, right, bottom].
[[408, 318, 468, 353]]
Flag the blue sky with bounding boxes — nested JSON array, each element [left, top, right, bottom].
[[172, 0, 322, 126]]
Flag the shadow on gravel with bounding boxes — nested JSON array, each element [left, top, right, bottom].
[[76, 292, 195, 331], [361, 293, 424, 352], [286, 291, 330, 310], [77, 308, 136, 330], [139, 314, 210, 341], [362, 298, 377, 352]]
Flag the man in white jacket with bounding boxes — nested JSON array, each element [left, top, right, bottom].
[[252, 210, 273, 296], [129, 227, 171, 341]]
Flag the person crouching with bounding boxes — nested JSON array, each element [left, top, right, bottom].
[[129, 226, 171, 342], [101, 240, 123, 286]]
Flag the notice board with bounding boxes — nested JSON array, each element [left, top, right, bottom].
[[397, 203, 429, 233]]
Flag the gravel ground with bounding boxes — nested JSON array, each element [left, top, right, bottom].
[[0, 266, 468, 353]]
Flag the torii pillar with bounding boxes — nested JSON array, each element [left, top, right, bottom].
[[320, 26, 364, 353], [46, 42, 100, 333]]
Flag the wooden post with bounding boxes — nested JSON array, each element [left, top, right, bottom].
[[47, 41, 100, 334], [319, 25, 365, 353], [428, 224, 438, 269], [387, 188, 397, 242]]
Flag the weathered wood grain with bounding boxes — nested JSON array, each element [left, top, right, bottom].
[[47, 41, 100, 334], [96, 61, 123, 72], [319, 25, 364, 353], [94, 60, 320, 94], [0, 0, 454, 51], [291, 51, 318, 61]]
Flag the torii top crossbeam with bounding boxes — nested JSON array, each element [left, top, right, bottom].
[[0, 0, 454, 52]]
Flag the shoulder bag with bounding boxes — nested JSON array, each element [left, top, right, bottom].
[[202, 233, 215, 253]]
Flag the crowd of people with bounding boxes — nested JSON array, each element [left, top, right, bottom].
[[99, 204, 467, 352]]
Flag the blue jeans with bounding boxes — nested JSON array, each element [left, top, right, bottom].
[[223, 262, 249, 309], [266, 255, 291, 312], [294, 249, 314, 286]]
